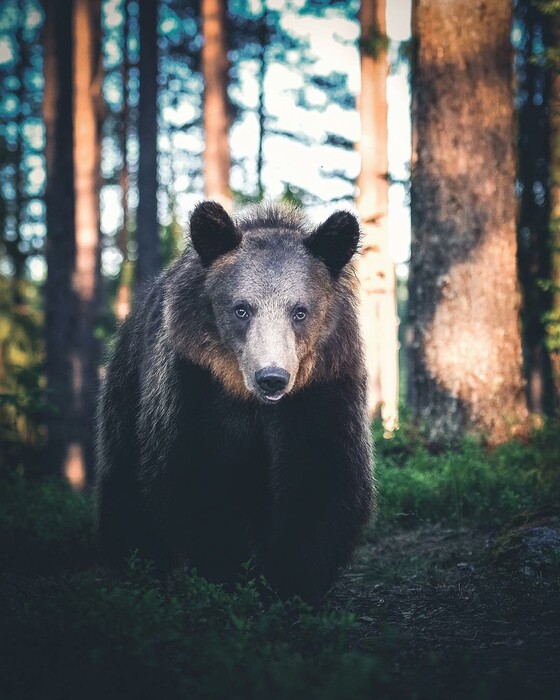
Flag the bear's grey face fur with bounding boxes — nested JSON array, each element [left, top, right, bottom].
[[190, 201, 360, 403]]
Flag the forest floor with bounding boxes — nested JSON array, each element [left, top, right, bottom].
[[334, 520, 560, 698], [1, 516, 558, 699], [2, 423, 560, 699]]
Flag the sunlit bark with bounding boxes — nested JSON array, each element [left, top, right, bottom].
[[409, 0, 529, 443], [44, 0, 75, 476], [356, 0, 399, 433], [70, 0, 103, 486], [202, 0, 232, 211]]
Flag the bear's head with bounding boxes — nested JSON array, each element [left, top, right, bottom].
[[185, 200, 360, 403]]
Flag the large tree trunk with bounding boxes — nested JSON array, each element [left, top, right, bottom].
[[409, 0, 529, 444], [136, 0, 160, 293], [356, 0, 399, 433], [69, 0, 103, 487], [44, 0, 76, 477], [549, 16, 560, 408], [202, 0, 232, 210]]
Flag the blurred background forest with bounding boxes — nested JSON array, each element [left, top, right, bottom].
[[0, 0, 559, 489]]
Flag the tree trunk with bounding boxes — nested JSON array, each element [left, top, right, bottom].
[[44, 0, 76, 477], [70, 0, 103, 487], [10, 19, 28, 305], [549, 16, 560, 408], [409, 0, 529, 444], [256, 10, 268, 200], [202, 0, 232, 210], [356, 0, 399, 433], [516, 2, 553, 416], [116, 0, 132, 322], [136, 0, 160, 294]]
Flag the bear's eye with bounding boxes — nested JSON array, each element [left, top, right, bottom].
[[234, 305, 250, 319], [293, 307, 307, 322]]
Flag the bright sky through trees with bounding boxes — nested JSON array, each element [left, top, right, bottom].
[[0, 0, 412, 280]]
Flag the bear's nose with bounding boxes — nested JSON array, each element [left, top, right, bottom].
[[255, 367, 290, 394]]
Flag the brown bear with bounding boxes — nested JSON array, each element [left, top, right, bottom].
[[95, 201, 374, 603]]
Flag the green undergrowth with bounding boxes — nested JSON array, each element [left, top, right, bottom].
[[0, 470, 96, 574], [0, 560, 394, 700], [371, 418, 560, 533], [0, 473, 395, 700], [0, 421, 559, 699]]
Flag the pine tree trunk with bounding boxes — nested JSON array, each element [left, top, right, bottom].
[[256, 10, 267, 200], [549, 16, 560, 407], [44, 0, 76, 477], [356, 0, 399, 433], [409, 0, 529, 444], [116, 0, 131, 322], [517, 3, 553, 416], [202, 0, 232, 210], [70, 0, 103, 487], [136, 0, 160, 293]]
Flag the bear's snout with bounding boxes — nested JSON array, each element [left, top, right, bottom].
[[255, 367, 290, 401]]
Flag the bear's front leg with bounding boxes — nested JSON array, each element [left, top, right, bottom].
[[258, 377, 374, 603]]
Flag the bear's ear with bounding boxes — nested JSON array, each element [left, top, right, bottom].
[[190, 201, 241, 266], [305, 211, 360, 276]]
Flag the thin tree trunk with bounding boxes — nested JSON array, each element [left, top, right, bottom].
[[517, 3, 553, 416], [9, 19, 28, 307], [136, 0, 160, 294], [256, 10, 267, 200], [202, 0, 232, 210], [356, 0, 399, 433], [409, 0, 529, 444], [116, 0, 132, 322], [549, 16, 560, 407], [44, 0, 76, 477], [69, 0, 103, 487]]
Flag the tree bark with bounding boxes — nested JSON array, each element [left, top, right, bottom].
[[70, 0, 103, 487], [516, 3, 554, 416], [256, 10, 268, 200], [44, 0, 76, 476], [356, 0, 399, 433], [136, 0, 160, 294], [549, 16, 560, 408], [409, 0, 529, 444], [202, 0, 232, 211], [116, 0, 132, 322]]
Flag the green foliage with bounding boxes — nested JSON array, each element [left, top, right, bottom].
[[535, 0, 560, 15], [360, 22, 389, 60], [280, 183, 306, 208], [161, 210, 185, 267], [371, 419, 560, 531], [1, 424, 560, 698], [232, 186, 265, 206], [0, 276, 46, 472], [0, 471, 96, 573], [0, 561, 392, 700], [0, 473, 391, 700]]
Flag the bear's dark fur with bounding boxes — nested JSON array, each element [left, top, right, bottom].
[[96, 202, 374, 602]]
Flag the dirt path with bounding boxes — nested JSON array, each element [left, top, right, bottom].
[[333, 524, 560, 698]]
